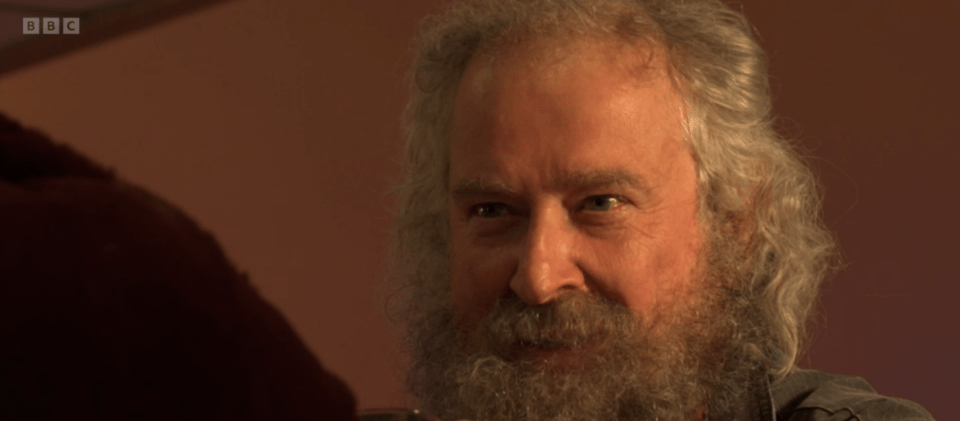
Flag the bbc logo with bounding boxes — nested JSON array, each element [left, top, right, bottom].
[[23, 17, 80, 34]]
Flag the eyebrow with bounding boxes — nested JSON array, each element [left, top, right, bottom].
[[450, 169, 650, 200]]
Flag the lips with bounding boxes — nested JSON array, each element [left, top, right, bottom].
[[475, 293, 635, 364], [509, 337, 603, 366]]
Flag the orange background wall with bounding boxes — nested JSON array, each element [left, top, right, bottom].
[[0, 0, 956, 419]]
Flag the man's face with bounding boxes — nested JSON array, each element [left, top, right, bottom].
[[410, 38, 760, 421], [448, 38, 703, 350]]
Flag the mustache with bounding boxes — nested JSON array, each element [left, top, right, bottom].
[[476, 293, 640, 353]]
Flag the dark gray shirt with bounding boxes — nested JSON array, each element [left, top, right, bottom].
[[758, 368, 934, 420]]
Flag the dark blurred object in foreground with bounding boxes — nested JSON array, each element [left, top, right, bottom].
[[0, 113, 357, 420]]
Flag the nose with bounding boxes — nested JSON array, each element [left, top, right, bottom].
[[509, 205, 586, 305]]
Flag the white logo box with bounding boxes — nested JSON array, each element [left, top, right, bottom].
[[22, 17, 80, 34]]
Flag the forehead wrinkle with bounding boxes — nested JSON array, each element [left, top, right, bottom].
[[557, 169, 650, 194], [449, 168, 650, 200]]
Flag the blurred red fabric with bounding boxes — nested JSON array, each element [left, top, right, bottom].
[[0, 113, 358, 420]]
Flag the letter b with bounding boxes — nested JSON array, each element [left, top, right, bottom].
[[42, 17, 59, 34], [23, 18, 40, 34]]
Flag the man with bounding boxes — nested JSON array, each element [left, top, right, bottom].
[[387, 0, 934, 420]]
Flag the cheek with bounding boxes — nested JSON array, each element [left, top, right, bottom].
[[449, 231, 514, 330], [598, 216, 704, 324], [597, 241, 665, 320]]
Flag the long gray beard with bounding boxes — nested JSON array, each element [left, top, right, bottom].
[[406, 281, 770, 421]]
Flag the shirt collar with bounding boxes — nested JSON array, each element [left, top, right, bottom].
[[735, 371, 777, 421]]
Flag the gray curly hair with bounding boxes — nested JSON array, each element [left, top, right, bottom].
[[388, 0, 838, 380]]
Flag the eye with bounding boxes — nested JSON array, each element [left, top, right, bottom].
[[472, 203, 510, 218], [582, 195, 621, 211]]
